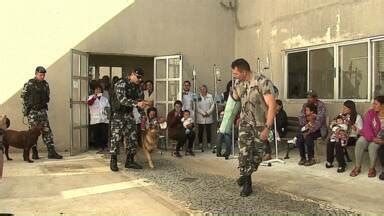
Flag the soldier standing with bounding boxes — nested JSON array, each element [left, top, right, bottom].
[[21, 66, 63, 159], [109, 68, 147, 171], [231, 59, 277, 197]]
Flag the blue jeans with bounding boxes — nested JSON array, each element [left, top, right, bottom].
[[216, 132, 232, 156]]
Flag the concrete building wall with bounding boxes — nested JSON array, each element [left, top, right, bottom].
[[235, 0, 384, 118], [0, 0, 235, 151]]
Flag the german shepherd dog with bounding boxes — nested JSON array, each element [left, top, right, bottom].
[[140, 122, 159, 169], [4, 125, 43, 163]]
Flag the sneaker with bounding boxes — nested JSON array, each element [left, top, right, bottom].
[[287, 137, 297, 144], [379, 172, 384, 181], [304, 158, 316, 166], [337, 166, 346, 173], [173, 151, 182, 158], [298, 158, 306, 165], [325, 162, 334, 168]]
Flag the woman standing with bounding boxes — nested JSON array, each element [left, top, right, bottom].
[[87, 84, 110, 153], [350, 96, 384, 177], [325, 100, 362, 173], [196, 85, 215, 152]]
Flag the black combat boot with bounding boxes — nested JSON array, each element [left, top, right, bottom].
[[110, 154, 119, 172], [47, 146, 63, 159], [240, 175, 253, 197], [236, 175, 246, 186], [32, 146, 40, 160], [125, 154, 143, 169]]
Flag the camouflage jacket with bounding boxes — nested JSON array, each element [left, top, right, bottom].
[[21, 78, 50, 116], [112, 78, 144, 114], [233, 73, 275, 127]]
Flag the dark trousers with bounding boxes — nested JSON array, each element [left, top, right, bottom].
[[185, 130, 196, 151], [92, 123, 109, 149], [326, 137, 357, 167], [296, 130, 321, 159], [172, 132, 186, 152], [198, 124, 212, 144], [378, 145, 384, 167]]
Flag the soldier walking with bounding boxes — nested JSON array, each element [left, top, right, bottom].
[[109, 68, 148, 171], [21, 66, 63, 159], [231, 59, 277, 197]]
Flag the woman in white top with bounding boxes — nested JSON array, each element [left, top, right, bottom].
[[325, 100, 363, 173], [196, 85, 215, 151], [87, 84, 110, 153], [143, 80, 154, 114]]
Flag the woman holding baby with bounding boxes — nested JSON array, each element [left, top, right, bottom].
[[350, 96, 384, 178], [325, 100, 363, 173]]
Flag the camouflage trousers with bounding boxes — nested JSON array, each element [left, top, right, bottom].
[[110, 112, 138, 156], [238, 121, 265, 177], [27, 109, 54, 148]]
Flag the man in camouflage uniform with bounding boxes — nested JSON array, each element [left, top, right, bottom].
[[231, 58, 277, 197], [21, 66, 62, 159], [109, 68, 148, 172]]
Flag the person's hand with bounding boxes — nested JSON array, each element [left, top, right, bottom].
[[373, 138, 384, 145], [137, 101, 146, 108], [260, 127, 269, 141]]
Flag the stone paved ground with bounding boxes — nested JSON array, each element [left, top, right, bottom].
[[122, 156, 358, 215]]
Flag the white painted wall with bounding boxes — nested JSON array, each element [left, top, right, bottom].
[[0, 0, 235, 151]]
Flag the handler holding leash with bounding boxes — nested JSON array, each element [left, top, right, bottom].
[[228, 59, 277, 197]]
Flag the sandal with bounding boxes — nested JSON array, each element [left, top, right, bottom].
[[368, 168, 376, 178], [349, 167, 361, 177]]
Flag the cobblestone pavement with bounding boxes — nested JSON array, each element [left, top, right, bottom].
[[122, 156, 358, 215]]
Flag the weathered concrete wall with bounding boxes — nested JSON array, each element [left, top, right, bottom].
[[235, 0, 384, 118]]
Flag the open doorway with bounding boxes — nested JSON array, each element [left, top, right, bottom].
[[87, 54, 154, 150]]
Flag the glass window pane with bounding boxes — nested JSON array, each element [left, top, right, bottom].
[[80, 80, 88, 101], [168, 58, 180, 78], [168, 81, 180, 102], [309, 47, 334, 99], [73, 104, 81, 127], [374, 41, 384, 97], [156, 103, 167, 118], [112, 67, 122, 79], [99, 66, 110, 79], [287, 51, 307, 99], [72, 129, 81, 154], [156, 59, 166, 79], [339, 43, 368, 99], [156, 81, 166, 101], [72, 54, 80, 76], [80, 55, 87, 77], [72, 79, 80, 101]]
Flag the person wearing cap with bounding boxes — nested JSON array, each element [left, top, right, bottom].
[[20, 66, 63, 159], [109, 67, 149, 172], [296, 90, 327, 166]]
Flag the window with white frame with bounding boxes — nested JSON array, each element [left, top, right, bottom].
[[373, 40, 384, 97], [286, 41, 369, 100]]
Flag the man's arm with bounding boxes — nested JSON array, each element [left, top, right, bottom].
[[310, 101, 326, 133], [21, 81, 32, 116], [298, 104, 307, 126], [264, 94, 277, 128]]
